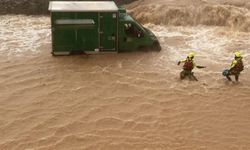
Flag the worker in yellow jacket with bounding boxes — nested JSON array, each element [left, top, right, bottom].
[[223, 51, 244, 82], [178, 52, 206, 81]]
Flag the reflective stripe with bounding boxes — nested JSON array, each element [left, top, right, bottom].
[[55, 19, 95, 25]]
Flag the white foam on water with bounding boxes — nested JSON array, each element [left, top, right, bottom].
[[148, 25, 250, 64], [0, 15, 51, 57]]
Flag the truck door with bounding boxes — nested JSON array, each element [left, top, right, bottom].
[[99, 12, 118, 52], [119, 22, 145, 51]]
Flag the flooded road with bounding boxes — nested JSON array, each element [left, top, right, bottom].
[[0, 1, 250, 149]]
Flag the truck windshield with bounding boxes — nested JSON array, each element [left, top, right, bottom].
[[124, 23, 144, 38], [129, 15, 146, 32]]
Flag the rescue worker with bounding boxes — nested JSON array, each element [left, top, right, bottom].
[[177, 52, 205, 81], [224, 51, 244, 82]]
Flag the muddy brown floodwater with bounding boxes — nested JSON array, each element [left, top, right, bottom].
[[0, 0, 250, 150]]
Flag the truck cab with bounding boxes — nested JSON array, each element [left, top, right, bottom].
[[118, 7, 161, 51]]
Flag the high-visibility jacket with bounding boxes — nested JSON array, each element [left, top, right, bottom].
[[230, 57, 244, 74], [180, 58, 196, 71]]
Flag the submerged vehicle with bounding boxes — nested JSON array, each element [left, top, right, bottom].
[[48, 1, 161, 55]]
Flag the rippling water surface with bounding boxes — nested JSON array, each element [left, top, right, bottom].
[[0, 1, 250, 149]]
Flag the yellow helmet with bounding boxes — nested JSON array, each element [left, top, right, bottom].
[[188, 52, 195, 58], [234, 51, 241, 57]]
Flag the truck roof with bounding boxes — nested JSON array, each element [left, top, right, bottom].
[[49, 1, 118, 12]]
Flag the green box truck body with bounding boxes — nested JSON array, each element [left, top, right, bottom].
[[49, 1, 161, 55]]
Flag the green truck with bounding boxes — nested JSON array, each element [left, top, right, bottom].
[[48, 1, 161, 55]]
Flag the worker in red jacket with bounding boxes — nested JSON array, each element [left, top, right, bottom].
[[178, 52, 205, 81], [223, 51, 244, 82]]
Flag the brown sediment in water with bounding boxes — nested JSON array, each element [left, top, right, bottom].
[[0, 0, 250, 150], [127, 0, 250, 32]]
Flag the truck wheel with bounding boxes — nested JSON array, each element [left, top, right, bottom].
[[151, 41, 161, 51]]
